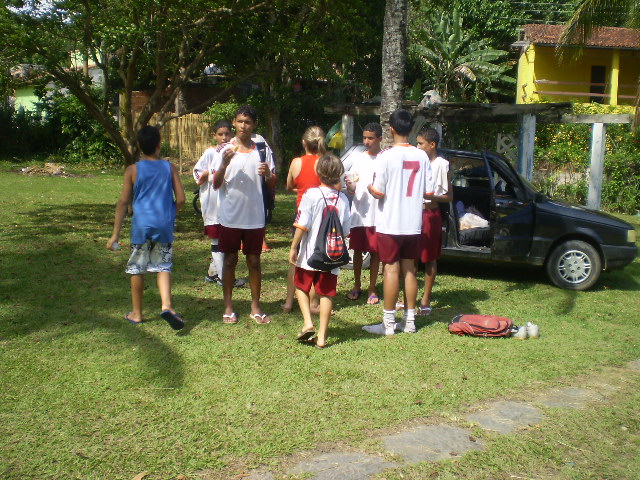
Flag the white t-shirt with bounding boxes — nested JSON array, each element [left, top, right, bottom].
[[215, 138, 276, 229], [293, 186, 351, 275], [348, 151, 378, 228], [425, 155, 449, 205], [193, 146, 220, 226], [371, 144, 434, 235]]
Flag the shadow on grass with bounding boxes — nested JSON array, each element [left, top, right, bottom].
[[0, 202, 189, 389]]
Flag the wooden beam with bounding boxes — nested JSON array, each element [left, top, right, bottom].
[[559, 114, 633, 124], [324, 103, 380, 115]]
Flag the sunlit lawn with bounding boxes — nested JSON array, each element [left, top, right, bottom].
[[0, 163, 638, 479]]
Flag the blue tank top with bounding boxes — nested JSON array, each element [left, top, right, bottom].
[[130, 159, 176, 244]]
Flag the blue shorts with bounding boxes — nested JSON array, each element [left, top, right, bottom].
[[126, 241, 173, 274]]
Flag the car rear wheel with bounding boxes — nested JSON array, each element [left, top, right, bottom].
[[545, 240, 602, 290]]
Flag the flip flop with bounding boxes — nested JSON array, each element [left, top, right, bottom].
[[250, 313, 271, 324], [125, 312, 142, 325], [296, 328, 316, 342], [367, 294, 380, 305], [395, 301, 405, 311], [418, 304, 432, 316], [222, 312, 238, 324], [347, 288, 362, 300], [160, 310, 184, 330], [281, 303, 294, 314]]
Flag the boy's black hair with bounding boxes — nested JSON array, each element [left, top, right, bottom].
[[234, 104, 258, 122], [363, 122, 383, 138], [418, 126, 440, 146], [389, 109, 414, 136], [213, 119, 232, 131], [137, 125, 161, 155]]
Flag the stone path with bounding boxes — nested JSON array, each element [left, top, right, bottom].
[[238, 359, 640, 480]]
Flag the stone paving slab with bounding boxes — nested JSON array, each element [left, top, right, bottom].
[[382, 425, 483, 463], [288, 452, 398, 480], [534, 387, 604, 408], [243, 473, 275, 480], [466, 401, 544, 434], [629, 359, 640, 372]]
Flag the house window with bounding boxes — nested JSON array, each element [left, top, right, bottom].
[[590, 65, 606, 104]]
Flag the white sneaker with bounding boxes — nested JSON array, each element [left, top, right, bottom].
[[526, 322, 540, 339], [363, 322, 395, 336], [394, 320, 416, 333], [512, 326, 528, 340]]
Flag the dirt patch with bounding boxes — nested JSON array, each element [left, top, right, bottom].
[[18, 163, 89, 178]]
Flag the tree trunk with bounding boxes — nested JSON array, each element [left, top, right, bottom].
[[263, 83, 285, 174], [379, 0, 408, 146]]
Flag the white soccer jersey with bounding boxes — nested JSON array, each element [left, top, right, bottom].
[[425, 155, 449, 205], [193, 146, 221, 226], [370, 144, 434, 235], [348, 151, 378, 228], [215, 138, 276, 229], [293, 186, 351, 275]]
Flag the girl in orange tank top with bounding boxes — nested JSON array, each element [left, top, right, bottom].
[[283, 126, 326, 313]]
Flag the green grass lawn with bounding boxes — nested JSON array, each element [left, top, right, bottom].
[[0, 163, 638, 479]]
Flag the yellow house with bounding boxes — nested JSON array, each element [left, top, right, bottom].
[[514, 24, 640, 105]]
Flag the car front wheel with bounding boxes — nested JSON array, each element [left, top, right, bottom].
[[545, 240, 602, 290]]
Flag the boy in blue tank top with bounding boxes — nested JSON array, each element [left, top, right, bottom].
[[107, 126, 186, 330]]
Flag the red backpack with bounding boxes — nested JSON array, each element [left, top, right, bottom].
[[448, 314, 513, 337]]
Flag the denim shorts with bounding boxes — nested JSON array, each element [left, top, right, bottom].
[[125, 241, 173, 274]]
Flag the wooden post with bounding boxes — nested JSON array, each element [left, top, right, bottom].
[[517, 113, 536, 180], [341, 114, 354, 155], [587, 122, 606, 210]]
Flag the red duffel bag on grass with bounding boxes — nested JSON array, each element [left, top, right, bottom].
[[448, 314, 513, 337]]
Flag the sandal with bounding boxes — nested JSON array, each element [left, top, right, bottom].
[[250, 313, 271, 324], [296, 328, 316, 342], [125, 312, 143, 325], [347, 288, 362, 300], [160, 310, 185, 330], [222, 312, 238, 324], [395, 301, 405, 311], [418, 304, 432, 316], [366, 294, 380, 305]]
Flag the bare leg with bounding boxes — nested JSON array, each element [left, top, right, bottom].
[[382, 261, 400, 311], [421, 260, 437, 307], [295, 288, 314, 332], [130, 274, 144, 321], [222, 251, 239, 315], [246, 253, 263, 315], [282, 264, 296, 312], [309, 287, 320, 314], [350, 250, 363, 297], [401, 259, 418, 311], [368, 252, 380, 297], [316, 295, 333, 346], [157, 272, 173, 312]]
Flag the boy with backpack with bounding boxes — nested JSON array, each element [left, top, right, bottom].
[[363, 110, 434, 336], [106, 125, 186, 330], [289, 153, 351, 348], [193, 119, 247, 288]]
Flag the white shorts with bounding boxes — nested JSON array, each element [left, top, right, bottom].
[[126, 241, 173, 274]]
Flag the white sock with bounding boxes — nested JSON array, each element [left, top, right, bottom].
[[211, 239, 224, 279]]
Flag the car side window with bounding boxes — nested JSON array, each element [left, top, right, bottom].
[[450, 156, 490, 189]]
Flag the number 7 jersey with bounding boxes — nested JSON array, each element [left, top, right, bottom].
[[370, 144, 434, 235]]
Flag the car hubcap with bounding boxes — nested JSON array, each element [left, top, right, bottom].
[[557, 249, 592, 284]]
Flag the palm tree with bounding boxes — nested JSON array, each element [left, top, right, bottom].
[[409, 9, 515, 102]]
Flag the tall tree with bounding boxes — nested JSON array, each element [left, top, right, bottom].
[[380, 0, 409, 143], [1, 0, 263, 165]]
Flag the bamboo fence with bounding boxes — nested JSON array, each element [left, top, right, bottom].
[[157, 114, 213, 173]]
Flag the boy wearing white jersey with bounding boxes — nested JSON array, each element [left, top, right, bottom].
[[416, 127, 452, 316], [213, 105, 276, 325], [193, 119, 247, 288], [364, 110, 434, 336], [345, 122, 382, 305]]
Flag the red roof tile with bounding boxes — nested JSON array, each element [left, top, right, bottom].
[[523, 24, 640, 49]]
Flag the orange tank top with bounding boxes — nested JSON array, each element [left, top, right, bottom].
[[295, 154, 321, 207]]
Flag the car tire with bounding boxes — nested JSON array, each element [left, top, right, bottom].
[[545, 240, 602, 290]]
